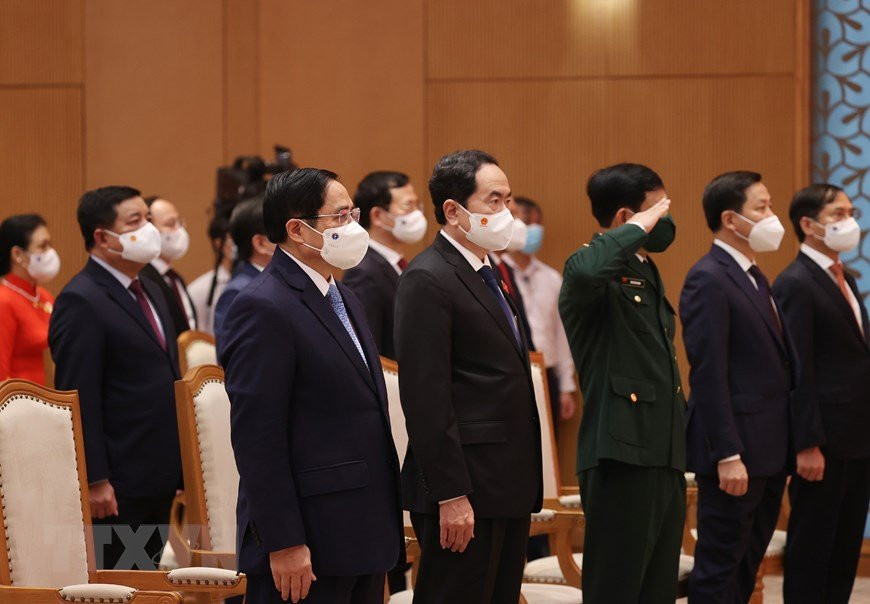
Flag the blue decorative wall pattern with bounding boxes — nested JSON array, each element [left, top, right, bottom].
[[813, 0, 870, 299]]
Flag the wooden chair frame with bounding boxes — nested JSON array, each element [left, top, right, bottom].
[[169, 365, 238, 574], [0, 379, 244, 604], [177, 330, 217, 375]]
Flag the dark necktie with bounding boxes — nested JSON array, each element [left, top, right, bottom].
[[747, 265, 782, 337], [165, 269, 188, 320], [478, 266, 521, 347], [397, 258, 408, 272], [129, 279, 167, 350]]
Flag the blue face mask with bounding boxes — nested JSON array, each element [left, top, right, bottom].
[[522, 224, 544, 254]]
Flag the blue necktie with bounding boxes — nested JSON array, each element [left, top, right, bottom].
[[327, 284, 369, 368], [478, 266, 521, 347]]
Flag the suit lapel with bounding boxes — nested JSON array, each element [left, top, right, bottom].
[[845, 272, 870, 347], [340, 282, 389, 412], [436, 236, 525, 361], [799, 253, 866, 346], [87, 260, 173, 356], [627, 255, 659, 293], [712, 246, 786, 353], [269, 251, 378, 395], [368, 249, 400, 288]]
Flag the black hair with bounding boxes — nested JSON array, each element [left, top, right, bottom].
[[206, 214, 233, 307], [229, 196, 266, 262], [77, 186, 141, 250], [0, 214, 47, 275], [514, 196, 542, 217], [429, 150, 499, 225], [263, 168, 338, 243], [354, 171, 409, 229], [702, 171, 763, 231], [586, 163, 664, 227], [789, 183, 844, 242]]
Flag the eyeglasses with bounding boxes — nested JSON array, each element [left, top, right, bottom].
[[297, 207, 361, 226]]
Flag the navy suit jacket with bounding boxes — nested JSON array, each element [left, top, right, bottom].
[[214, 262, 261, 347], [773, 252, 870, 460], [341, 247, 399, 359], [679, 245, 797, 477], [48, 258, 182, 498], [219, 249, 402, 577]]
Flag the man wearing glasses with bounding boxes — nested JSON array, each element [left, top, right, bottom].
[[773, 184, 870, 604], [220, 168, 403, 604]]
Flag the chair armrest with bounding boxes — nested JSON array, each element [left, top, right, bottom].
[[90, 569, 245, 597], [0, 584, 183, 603], [189, 548, 238, 570], [166, 493, 191, 568]]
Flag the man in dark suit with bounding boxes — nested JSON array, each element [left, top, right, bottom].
[[220, 168, 402, 604], [680, 171, 796, 603], [342, 171, 426, 360], [558, 163, 686, 603], [394, 150, 543, 603], [773, 183, 870, 604], [213, 196, 275, 347], [140, 196, 197, 335], [49, 186, 182, 570]]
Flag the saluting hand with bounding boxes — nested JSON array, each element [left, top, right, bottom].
[[718, 458, 749, 497], [627, 197, 671, 233], [270, 544, 317, 602], [440, 496, 475, 553]]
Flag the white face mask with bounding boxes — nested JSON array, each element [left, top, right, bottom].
[[301, 219, 370, 270], [458, 205, 515, 251], [25, 248, 61, 283], [389, 209, 428, 244], [160, 226, 189, 261], [505, 218, 528, 251], [105, 222, 163, 264], [814, 216, 860, 252], [733, 213, 785, 252]]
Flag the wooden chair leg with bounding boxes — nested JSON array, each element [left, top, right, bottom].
[[749, 559, 766, 604]]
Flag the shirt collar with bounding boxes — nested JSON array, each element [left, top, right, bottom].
[[440, 229, 491, 273], [91, 254, 134, 290], [800, 242, 837, 271], [501, 253, 538, 277], [368, 239, 404, 268], [714, 238, 755, 273], [250, 261, 266, 272], [280, 247, 335, 297], [3, 273, 37, 295], [150, 257, 171, 275]]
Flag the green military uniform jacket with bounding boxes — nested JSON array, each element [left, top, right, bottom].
[[558, 223, 686, 474]]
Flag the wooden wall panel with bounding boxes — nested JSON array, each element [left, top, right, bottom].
[[0, 89, 84, 293], [224, 0, 261, 162], [84, 0, 225, 280], [427, 0, 796, 80], [0, 0, 83, 85], [257, 0, 426, 244]]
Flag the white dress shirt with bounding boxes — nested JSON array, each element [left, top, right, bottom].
[[502, 254, 576, 394], [800, 243, 864, 334], [187, 266, 232, 335], [281, 247, 335, 296], [368, 239, 404, 275], [91, 255, 166, 342], [151, 257, 197, 329], [440, 229, 491, 271]]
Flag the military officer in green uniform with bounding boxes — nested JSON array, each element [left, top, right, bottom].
[[558, 163, 687, 603]]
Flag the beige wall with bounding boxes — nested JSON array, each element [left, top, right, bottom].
[[1, 0, 810, 483]]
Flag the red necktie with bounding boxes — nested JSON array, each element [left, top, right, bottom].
[[829, 262, 854, 304], [129, 279, 167, 350], [496, 261, 514, 297], [397, 258, 408, 271]]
